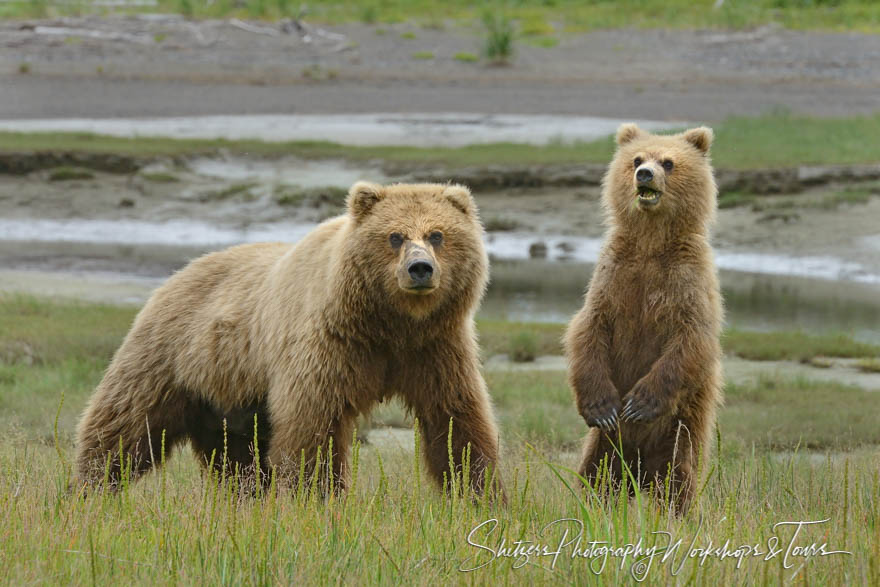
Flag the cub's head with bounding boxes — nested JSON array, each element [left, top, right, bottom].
[[345, 181, 488, 319], [604, 124, 717, 231]]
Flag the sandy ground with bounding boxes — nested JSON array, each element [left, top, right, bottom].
[[2, 17, 880, 120]]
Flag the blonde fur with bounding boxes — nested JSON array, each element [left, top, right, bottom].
[[75, 182, 502, 498]]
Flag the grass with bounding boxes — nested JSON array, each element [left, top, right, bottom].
[[507, 331, 538, 363], [722, 328, 880, 362], [47, 166, 95, 182], [4, 112, 880, 170], [453, 51, 479, 62], [717, 190, 757, 209], [482, 11, 515, 64], [856, 358, 880, 373], [1, 293, 878, 583], [3, 0, 880, 33], [273, 185, 348, 208], [411, 50, 434, 60], [198, 182, 258, 202]]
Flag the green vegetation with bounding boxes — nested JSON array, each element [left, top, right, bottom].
[[1, 292, 878, 583], [856, 358, 880, 373], [3, 0, 879, 33], [198, 182, 258, 202], [478, 320, 563, 358], [525, 36, 559, 48], [47, 166, 95, 181], [273, 185, 348, 208], [507, 331, 538, 363], [5, 112, 880, 170], [723, 328, 880, 361], [400, 31, 416, 40], [482, 11, 515, 64], [411, 50, 434, 60], [717, 190, 757, 209], [453, 51, 479, 63]]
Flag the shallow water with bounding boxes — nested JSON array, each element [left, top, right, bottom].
[[1, 223, 878, 342], [2, 217, 878, 285], [483, 260, 880, 344], [0, 114, 685, 147]]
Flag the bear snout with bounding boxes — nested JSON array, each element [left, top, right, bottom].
[[636, 166, 654, 184], [407, 260, 434, 284], [397, 242, 439, 293]]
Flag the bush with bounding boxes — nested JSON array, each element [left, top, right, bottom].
[[482, 11, 514, 64], [509, 331, 538, 363]]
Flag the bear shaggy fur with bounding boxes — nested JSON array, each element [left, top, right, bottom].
[[76, 182, 502, 496], [564, 124, 723, 512]]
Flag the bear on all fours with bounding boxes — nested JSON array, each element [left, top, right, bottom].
[[565, 123, 724, 513], [75, 181, 503, 498]]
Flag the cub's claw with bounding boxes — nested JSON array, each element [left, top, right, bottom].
[[621, 392, 660, 423]]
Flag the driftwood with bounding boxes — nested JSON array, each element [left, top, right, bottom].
[[229, 18, 280, 37], [31, 25, 154, 44]]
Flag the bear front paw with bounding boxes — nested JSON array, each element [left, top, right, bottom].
[[620, 383, 666, 423], [580, 395, 621, 431]]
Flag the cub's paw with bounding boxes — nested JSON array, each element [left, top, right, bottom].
[[620, 383, 665, 423], [580, 395, 621, 432]]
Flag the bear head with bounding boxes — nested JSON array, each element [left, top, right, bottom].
[[344, 181, 488, 320], [603, 124, 717, 233]]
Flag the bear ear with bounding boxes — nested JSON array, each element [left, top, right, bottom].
[[443, 184, 473, 215], [347, 181, 385, 220], [683, 126, 714, 155], [616, 123, 644, 146]]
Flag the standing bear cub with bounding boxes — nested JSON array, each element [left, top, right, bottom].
[[565, 124, 723, 512], [76, 182, 502, 497]]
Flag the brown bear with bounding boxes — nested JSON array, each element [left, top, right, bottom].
[[75, 181, 503, 497], [564, 123, 723, 513]]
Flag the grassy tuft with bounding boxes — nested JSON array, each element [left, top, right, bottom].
[[453, 51, 479, 62], [855, 358, 880, 373], [139, 172, 180, 183], [508, 331, 538, 363], [482, 10, 515, 64], [48, 166, 95, 181]]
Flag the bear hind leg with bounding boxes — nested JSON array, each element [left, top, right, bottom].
[[75, 378, 190, 490]]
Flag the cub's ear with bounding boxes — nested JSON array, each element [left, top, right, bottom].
[[683, 126, 714, 155], [443, 184, 473, 215], [616, 123, 644, 146], [347, 181, 385, 220]]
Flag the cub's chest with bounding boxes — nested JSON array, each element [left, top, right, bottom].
[[605, 259, 674, 319]]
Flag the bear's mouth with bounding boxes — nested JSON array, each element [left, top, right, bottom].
[[405, 285, 437, 295], [636, 186, 662, 208]]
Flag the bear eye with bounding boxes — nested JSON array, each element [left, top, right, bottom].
[[662, 159, 674, 172], [389, 233, 404, 248], [633, 157, 643, 168], [428, 231, 443, 246]]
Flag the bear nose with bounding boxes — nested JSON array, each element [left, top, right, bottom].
[[407, 260, 434, 284], [636, 167, 654, 183]]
